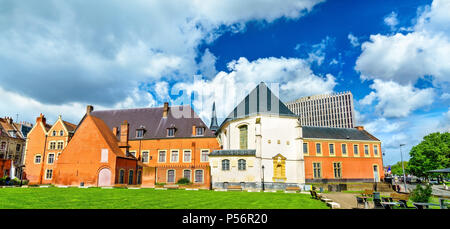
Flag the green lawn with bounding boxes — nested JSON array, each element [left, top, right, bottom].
[[0, 187, 328, 209]]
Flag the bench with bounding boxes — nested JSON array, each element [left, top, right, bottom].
[[321, 198, 333, 202], [227, 185, 242, 191], [390, 193, 409, 201], [285, 187, 301, 193], [309, 190, 323, 200], [327, 202, 341, 209], [164, 184, 179, 189], [362, 189, 373, 197]]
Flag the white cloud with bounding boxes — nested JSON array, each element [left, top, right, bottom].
[[360, 80, 435, 118], [355, 0, 450, 86], [347, 33, 360, 47], [0, 0, 324, 122], [170, 56, 337, 124], [384, 12, 399, 30]]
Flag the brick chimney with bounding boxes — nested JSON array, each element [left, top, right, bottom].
[[112, 127, 118, 136], [36, 113, 46, 126], [86, 105, 94, 115], [5, 117, 13, 124], [162, 102, 169, 118], [192, 125, 196, 136], [355, 126, 364, 131], [120, 120, 129, 145]]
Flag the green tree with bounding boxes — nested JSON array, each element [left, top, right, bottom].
[[390, 161, 409, 176], [408, 132, 450, 178]]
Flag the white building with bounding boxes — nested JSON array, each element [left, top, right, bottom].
[[286, 91, 355, 128], [209, 83, 305, 190]]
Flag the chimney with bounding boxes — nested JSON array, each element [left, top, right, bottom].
[[162, 102, 169, 118], [355, 126, 364, 131], [6, 117, 13, 124], [192, 125, 196, 136], [36, 113, 46, 126], [86, 105, 94, 115], [112, 127, 118, 136], [120, 120, 129, 144]]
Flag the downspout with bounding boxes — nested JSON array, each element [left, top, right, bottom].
[[39, 134, 48, 184]]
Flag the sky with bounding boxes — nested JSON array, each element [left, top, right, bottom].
[[0, 0, 449, 166]]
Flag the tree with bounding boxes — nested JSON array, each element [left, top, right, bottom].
[[408, 132, 450, 178], [390, 161, 409, 176]]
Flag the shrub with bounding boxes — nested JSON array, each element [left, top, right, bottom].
[[155, 182, 166, 186], [410, 184, 433, 203], [176, 178, 191, 185]]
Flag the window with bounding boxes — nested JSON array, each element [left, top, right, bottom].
[[167, 128, 175, 137], [47, 153, 55, 164], [313, 163, 321, 179], [374, 145, 379, 156], [183, 170, 191, 181], [183, 150, 191, 162], [137, 170, 142, 184], [196, 127, 204, 136], [35, 155, 41, 164], [57, 141, 64, 150], [303, 143, 309, 155], [136, 129, 144, 138], [49, 142, 56, 150], [341, 144, 347, 156], [119, 170, 125, 184], [52, 130, 56, 136], [158, 150, 166, 163], [222, 159, 230, 171], [316, 143, 322, 155], [0, 142, 5, 151], [129, 151, 136, 157], [239, 125, 248, 149], [364, 145, 369, 156], [45, 169, 53, 180], [141, 151, 149, 163], [16, 144, 21, 152], [195, 170, 203, 183], [201, 149, 209, 162], [333, 162, 342, 178], [167, 170, 175, 183], [329, 143, 335, 156], [353, 144, 359, 156], [170, 150, 179, 162], [101, 149, 108, 163], [60, 130, 64, 136], [128, 170, 134, 185], [238, 159, 246, 171]]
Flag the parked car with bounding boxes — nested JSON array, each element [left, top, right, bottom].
[[429, 178, 439, 185]]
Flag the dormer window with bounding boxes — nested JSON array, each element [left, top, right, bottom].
[[60, 130, 64, 136], [52, 130, 56, 136], [8, 130, 16, 138], [136, 129, 144, 138], [196, 127, 204, 136], [167, 128, 176, 137]]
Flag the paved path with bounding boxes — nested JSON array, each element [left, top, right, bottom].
[[322, 192, 393, 209]]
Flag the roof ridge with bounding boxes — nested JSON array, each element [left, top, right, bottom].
[[92, 104, 190, 113]]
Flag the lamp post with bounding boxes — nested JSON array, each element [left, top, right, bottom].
[[262, 165, 265, 191], [399, 144, 407, 193]]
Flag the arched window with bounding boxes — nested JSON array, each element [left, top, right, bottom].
[[238, 159, 246, 171], [128, 170, 134, 185], [167, 170, 175, 183], [239, 125, 248, 149], [60, 130, 64, 136], [222, 159, 230, 171], [137, 170, 142, 184], [52, 130, 56, 136]]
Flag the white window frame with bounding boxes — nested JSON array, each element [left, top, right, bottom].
[[183, 169, 192, 181], [34, 154, 42, 164], [183, 149, 192, 163], [45, 169, 53, 180], [353, 144, 359, 157], [329, 143, 335, 156], [194, 169, 204, 183], [303, 142, 309, 156], [315, 142, 322, 156], [158, 150, 166, 163], [170, 149, 179, 163], [167, 169, 176, 183], [200, 149, 209, 162], [341, 144, 348, 157], [141, 150, 149, 163], [47, 153, 55, 164]]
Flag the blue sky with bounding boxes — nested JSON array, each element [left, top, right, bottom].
[[0, 0, 448, 166]]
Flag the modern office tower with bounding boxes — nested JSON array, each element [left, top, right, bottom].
[[286, 91, 355, 128]]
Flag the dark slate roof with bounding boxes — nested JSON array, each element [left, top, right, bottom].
[[210, 149, 256, 156], [302, 126, 378, 141], [90, 105, 215, 140], [220, 82, 297, 127]]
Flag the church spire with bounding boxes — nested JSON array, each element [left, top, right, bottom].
[[210, 101, 219, 134]]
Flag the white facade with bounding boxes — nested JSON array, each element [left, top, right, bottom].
[[210, 114, 305, 190]]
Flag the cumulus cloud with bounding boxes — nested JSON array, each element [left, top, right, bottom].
[[360, 80, 435, 118], [355, 0, 450, 86], [171, 57, 337, 124], [0, 0, 324, 122]]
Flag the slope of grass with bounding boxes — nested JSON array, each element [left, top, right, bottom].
[[0, 187, 328, 209]]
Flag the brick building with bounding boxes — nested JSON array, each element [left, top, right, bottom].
[[89, 103, 220, 189], [303, 126, 384, 183], [23, 114, 76, 184], [0, 117, 28, 177]]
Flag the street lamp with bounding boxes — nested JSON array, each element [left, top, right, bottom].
[[399, 144, 408, 193], [262, 165, 265, 191]]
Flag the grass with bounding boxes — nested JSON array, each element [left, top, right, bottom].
[[0, 187, 329, 209]]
